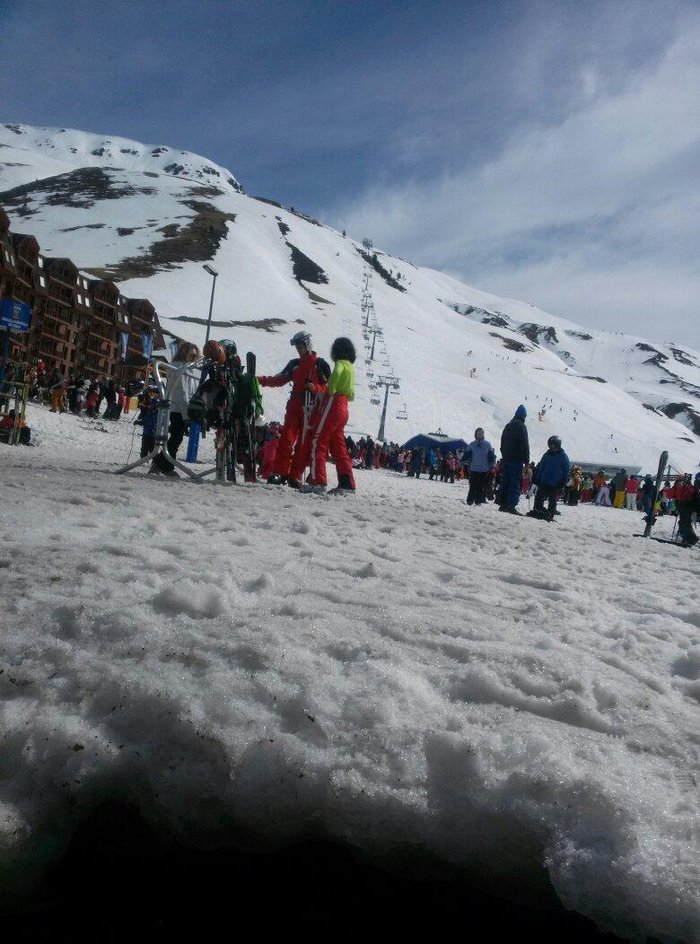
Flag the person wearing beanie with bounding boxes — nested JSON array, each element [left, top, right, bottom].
[[498, 404, 530, 514]]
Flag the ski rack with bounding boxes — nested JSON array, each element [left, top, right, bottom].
[[116, 357, 215, 481], [0, 375, 30, 445]]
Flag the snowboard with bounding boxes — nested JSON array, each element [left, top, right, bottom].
[[637, 450, 669, 539]]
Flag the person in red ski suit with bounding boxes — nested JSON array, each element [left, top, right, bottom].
[[257, 331, 330, 487], [299, 337, 357, 495], [259, 424, 281, 480]]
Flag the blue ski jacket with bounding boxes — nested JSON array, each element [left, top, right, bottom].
[[500, 416, 530, 464], [465, 439, 496, 473], [535, 448, 571, 488]]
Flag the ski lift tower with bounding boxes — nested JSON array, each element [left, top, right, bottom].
[[376, 374, 400, 441], [366, 325, 383, 358]]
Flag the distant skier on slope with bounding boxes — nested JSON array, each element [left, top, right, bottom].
[[257, 331, 330, 487]]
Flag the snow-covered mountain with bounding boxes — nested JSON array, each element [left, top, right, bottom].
[[1, 122, 698, 473]]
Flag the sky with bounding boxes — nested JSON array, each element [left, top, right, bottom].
[[1, 0, 699, 346], [0, 403, 698, 941]]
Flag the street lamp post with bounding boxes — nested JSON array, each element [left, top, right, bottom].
[[203, 264, 218, 346], [188, 263, 218, 464]]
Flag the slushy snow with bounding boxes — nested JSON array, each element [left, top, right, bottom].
[[0, 404, 698, 942]]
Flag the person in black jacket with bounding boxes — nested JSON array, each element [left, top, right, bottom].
[[499, 404, 530, 514]]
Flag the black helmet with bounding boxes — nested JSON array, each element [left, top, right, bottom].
[[330, 337, 356, 363], [290, 331, 312, 349], [547, 435, 561, 449]]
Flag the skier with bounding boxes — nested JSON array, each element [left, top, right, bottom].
[[257, 331, 330, 487], [410, 448, 424, 478], [567, 465, 583, 506], [595, 480, 612, 506], [641, 474, 655, 517], [47, 364, 66, 413], [498, 405, 529, 514], [625, 474, 640, 510], [612, 469, 628, 509], [427, 447, 439, 480], [674, 474, 699, 547], [528, 436, 571, 521], [300, 337, 357, 495], [465, 427, 496, 505]]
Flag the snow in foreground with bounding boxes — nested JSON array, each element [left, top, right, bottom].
[[0, 405, 698, 943]]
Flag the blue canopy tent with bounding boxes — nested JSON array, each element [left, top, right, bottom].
[[401, 432, 470, 452]]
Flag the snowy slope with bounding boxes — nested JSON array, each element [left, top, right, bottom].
[[1, 122, 699, 474], [0, 405, 698, 942]]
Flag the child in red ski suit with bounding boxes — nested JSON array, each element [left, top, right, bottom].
[[300, 337, 356, 495], [260, 425, 281, 480]]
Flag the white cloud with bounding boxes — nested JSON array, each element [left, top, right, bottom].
[[331, 21, 700, 347]]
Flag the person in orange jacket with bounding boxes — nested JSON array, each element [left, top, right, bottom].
[[257, 331, 330, 487]]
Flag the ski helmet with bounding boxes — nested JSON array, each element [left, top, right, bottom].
[[290, 331, 312, 349], [547, 435, 562, 449], [203, 339, 226, 364], [330, 337, 356, 363], [219, 338, 237, 355]]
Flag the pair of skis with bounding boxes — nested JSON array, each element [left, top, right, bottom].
[[215, 351, 257, 484]]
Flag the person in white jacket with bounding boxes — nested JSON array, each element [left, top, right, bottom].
[[595, 481, 612, 506], [150, 341, 200, 476]]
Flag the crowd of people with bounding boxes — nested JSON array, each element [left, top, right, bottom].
[[0, 359, 134, 420], [2, 343, 699, 544]]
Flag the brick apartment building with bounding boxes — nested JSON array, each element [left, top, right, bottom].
[[0, 206, 165, 384]]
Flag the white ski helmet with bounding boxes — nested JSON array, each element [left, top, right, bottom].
[[290, 331, 312, 350]]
